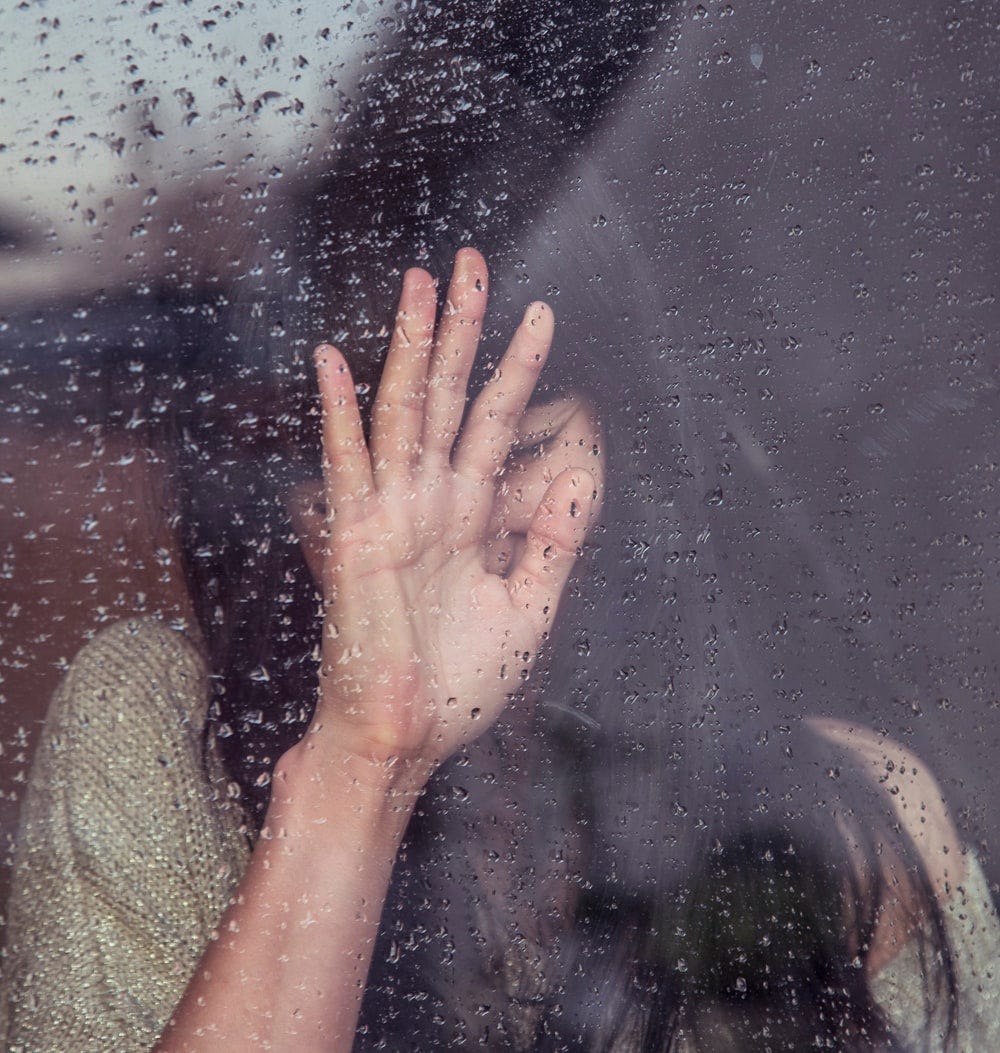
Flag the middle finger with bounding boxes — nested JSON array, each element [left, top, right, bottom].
[[420, 247, 489, 466], [370, 267, 437, 482]]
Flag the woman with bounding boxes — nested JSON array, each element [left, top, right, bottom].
[[0, 247, 604, 1050], [5, 0, 997, 1045], [3, 246, 998, 1053]]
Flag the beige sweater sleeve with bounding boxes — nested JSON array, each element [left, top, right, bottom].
[[1, 618, 250, 1053], [871, 853, 1000, 1052]]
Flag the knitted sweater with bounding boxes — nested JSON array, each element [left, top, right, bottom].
[[0, 618, 997, 1051], [0, 619, 249, 1051]]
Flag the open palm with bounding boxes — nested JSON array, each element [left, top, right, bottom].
[[303, 249, 596, 770]]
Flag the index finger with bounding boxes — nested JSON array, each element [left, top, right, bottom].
[[315, 344, 374, 520]]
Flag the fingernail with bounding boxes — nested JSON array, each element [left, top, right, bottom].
[[455, 247, 487, 290], [403, 267, 433, 291], [523, 301, 554, 331], [314, 343, 337, 369]]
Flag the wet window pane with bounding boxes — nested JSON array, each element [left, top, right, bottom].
[[1, 1, 998, 1050]]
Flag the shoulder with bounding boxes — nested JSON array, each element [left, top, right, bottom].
[[27, 616, 214, 841], [872, 851, 1000, 1046], [19, 615, 242, 883], [61, 615, 207, 693], [50, 616, 209, 735], [806, 717, 964, 896], [4, 621, 249, 1051]]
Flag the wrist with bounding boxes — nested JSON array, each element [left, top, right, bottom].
[[271, 735, 434, 820]]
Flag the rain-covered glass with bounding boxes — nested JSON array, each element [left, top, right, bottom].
[[1, 1, 998, 1050]]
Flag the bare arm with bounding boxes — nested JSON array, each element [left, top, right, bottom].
[[153, 248, 598, 1051], [154, 747, 426, 1052], [808, 717, 967, 975]]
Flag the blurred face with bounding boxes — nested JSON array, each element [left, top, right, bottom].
[[285, 391, 605, 585]]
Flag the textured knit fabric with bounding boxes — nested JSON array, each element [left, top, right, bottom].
[[872, 859, 1000, 1050], [1, 617, 998, 1051], [0, 618, 250, 1052]]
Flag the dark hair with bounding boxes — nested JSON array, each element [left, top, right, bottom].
[[161, 7, 960, 1051], [554, 743, 959, 1052]]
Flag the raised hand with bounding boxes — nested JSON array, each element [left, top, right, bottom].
[[152, 251, 599, 1053], [291, 248, 598, 776]]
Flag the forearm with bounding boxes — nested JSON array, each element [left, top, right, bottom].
[[154, 742, 428, 1053]]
